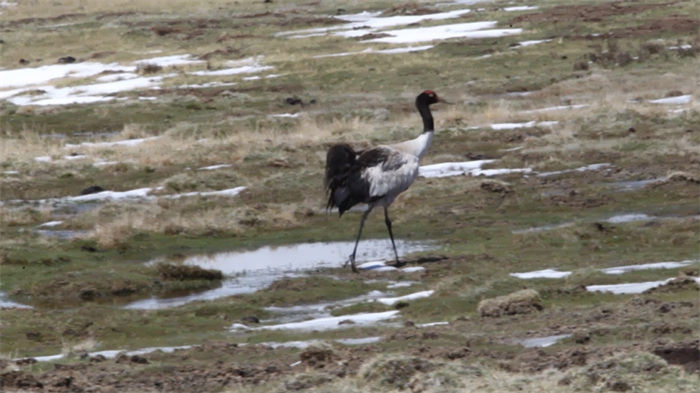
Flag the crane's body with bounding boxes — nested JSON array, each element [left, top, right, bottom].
[[325, 91, 444, 272]]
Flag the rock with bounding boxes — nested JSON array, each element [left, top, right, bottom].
[[240, 315, 260, 324], [81, 185, 105, 195], [285, 97, 303, 106], [58, 56, 76, 64]]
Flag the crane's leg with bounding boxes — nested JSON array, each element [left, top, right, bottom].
[[346, 207, 372, 273], [384, 207, 401, 266]]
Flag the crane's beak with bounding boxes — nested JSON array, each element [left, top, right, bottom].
[[437, 97, 454, 105]]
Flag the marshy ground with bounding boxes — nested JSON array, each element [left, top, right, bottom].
[[0, 0, 698, 392]]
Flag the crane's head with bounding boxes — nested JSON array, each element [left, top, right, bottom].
[[418, 90, 451, 106]]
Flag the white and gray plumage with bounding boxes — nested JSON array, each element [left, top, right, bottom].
[[324, 90, 446, 272]]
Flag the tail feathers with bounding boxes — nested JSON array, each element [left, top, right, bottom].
[[325, 143, 364, 216]]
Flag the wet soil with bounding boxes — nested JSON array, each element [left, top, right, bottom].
[[3, 271, 698, 392]]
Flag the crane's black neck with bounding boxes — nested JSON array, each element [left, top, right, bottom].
[[416, 100, 434, 133]]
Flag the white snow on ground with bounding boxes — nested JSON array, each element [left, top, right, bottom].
[[601, 260, 698, 275], [197, 164, 232, 171], [604, 213, 653, 223], [7, 75, 173, 106], [419, 160, 532, 178], [0, 291, 33, 309], [510, 269, 572, 279], [519, 104, 588, 114], [65, 136, 161, 149], [269, 113, 300, 118], [387, 281, 418, 289], [134, 54, 204, 67], [1, 186, 246, 206], [21, 345, 193, 363], [375, 290, 434, 305], [69, 187, 156, 202], [95, 72, 138, 82], [191, 64, 273, 76], [1, 56, 273, 106], [536, 163, 611, 177], [586, 277, 700, 295], [517, 334, 571, 348], [512, 261, 700, 293], [162, 186, 246, 199], [363, 22, 522, 44], [314, 45, 434, 58], [470, 121, 558, 130], [0, 62, 135, 89], [417, 321, 449, 328], [237, 310, 400, 331], [649, 95, 692, 105], [503, 6, 539, 11], [512, 39, 552, 47], [178, 81, 237, 89], [511, 222, 575, 234], [281, 9, 472, 39], [357, 260, 426, 272], [37, 221, 63, 228], [260, 336, 382, 349]]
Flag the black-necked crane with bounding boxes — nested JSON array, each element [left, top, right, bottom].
[[324, 90, 447, 272]]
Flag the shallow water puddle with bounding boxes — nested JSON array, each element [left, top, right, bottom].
[[125, 240, 433, 309], [183, 240, 431, 274]]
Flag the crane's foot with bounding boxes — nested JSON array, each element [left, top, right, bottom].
[[345, 254, 360, 273], [389, 259, 405, 268]]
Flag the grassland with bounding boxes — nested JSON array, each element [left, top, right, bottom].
[[0, 0, 699, 392]]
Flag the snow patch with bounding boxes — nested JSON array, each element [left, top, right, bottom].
[[510, 269, 572, 279], [419, 160, 532, 178], [649, 95, 692, 105], [238, 311, 400, 331], [375, 290, 434, 305]]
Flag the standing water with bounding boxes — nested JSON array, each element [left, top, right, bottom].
[[124, 240, 433, 309]]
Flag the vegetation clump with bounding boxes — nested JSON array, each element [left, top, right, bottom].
[[157, 263, 222, 281], [478, 289, 543, 317]]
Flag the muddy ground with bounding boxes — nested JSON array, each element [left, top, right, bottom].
[[1, 0, 699, 392], [3, 275, 699, 392]]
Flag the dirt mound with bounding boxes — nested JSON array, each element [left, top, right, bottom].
[[360, 356, 436, 390], [644, 277, 700, 294], [478, 289, 543, 317]]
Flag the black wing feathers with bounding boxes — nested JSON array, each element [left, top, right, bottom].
[[325, 144, 384, 216]]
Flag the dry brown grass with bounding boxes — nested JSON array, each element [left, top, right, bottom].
[[477, 288, 542, 318], [229, 351, 698, 393]]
